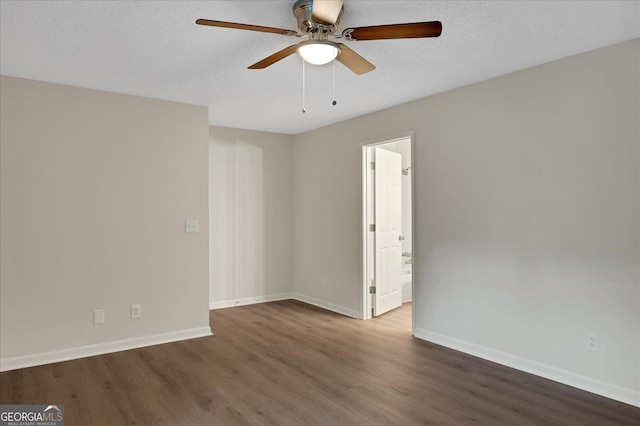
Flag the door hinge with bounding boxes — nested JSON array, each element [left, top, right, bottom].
[[371, 161, 375, 170], [369, 286, 376, 294], [369, 224, 376, 232]]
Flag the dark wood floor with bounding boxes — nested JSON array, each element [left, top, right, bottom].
[[1, 300, 638, 425]]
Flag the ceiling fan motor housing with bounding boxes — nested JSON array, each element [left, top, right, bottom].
[[293, 0, 343, 38]]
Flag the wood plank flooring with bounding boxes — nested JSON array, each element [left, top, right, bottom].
[[1, 300, 638, 425]]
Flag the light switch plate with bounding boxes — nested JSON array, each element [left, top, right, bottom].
[[185, 219, 199, 233]]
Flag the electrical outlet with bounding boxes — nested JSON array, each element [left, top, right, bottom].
[[586, 332, 599, 351], [131, 304, 142, 319], [94, 309, 105, 325]]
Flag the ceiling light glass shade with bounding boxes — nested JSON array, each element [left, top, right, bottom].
[[298, 42, 339, 65]]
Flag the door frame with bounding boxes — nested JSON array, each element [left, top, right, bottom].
[[361, 132, 414, 323]]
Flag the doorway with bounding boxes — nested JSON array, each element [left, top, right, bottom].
[[362, 135, 413, 323]]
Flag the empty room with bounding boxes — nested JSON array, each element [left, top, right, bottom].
[[1, 1, 639, 425]]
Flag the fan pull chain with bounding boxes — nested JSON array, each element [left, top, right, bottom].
[[332, 59, 337, 106], [302, 60, 306, 113]]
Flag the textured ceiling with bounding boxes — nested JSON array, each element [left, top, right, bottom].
[[1, 1, 638, 134]]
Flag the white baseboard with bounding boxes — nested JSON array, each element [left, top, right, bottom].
[[292, 293, 360, 319], [2, 293, 354, 371], [0, 326, 213, 372], [209, 293, 360, 320], [414, 328, 640, 408], [209, 293, 293, 310]]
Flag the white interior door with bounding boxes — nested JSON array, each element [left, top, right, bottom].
[[373, 147, 403, 316]]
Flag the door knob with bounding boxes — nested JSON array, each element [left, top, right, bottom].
[[398, 235, 405, 241]]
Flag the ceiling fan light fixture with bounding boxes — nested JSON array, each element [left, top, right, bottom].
[[298, 41, 339, 65]]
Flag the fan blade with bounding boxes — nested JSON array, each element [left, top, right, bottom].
[[248, 43, 301, 69], [196, 19, 297, 36], [336, 44, 375, 75], [312, 0, 344, 25], [342, 21, 442, 41]]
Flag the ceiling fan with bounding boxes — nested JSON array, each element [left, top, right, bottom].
[[196, 0, 442, 75]]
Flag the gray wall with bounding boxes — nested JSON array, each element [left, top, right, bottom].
[[0, 76, 211, 369], [292, 39, 639, 405]]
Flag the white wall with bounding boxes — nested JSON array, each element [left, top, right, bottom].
[[396, 139, 412, 262], [292, 39, 640, 406], [209, 127, 294, 308], [0, 76, 211, 370]]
